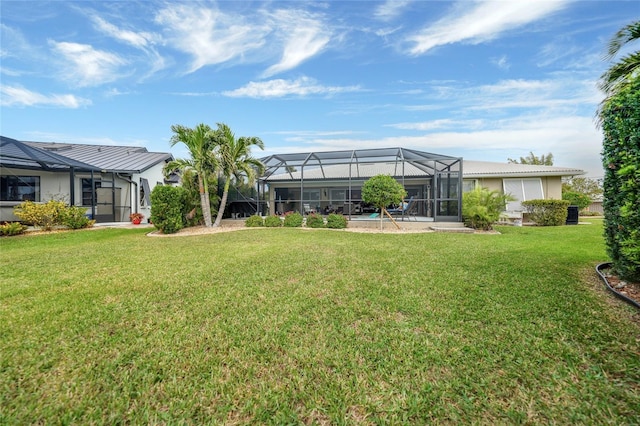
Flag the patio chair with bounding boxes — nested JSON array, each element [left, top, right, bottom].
[[387, 196, 417, 221], [303, 203, 316, 214]]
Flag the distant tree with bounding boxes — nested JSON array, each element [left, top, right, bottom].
[[562, 177, 603, 200], [599, 20, 640, 97], [211, 123, 264, 228], [166, 124, 218, 227], [561, 191, 592, 211], [508, 152, 554, 166], [361, 175, 406, 230]]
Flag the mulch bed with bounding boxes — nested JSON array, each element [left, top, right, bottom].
[[599, 264, 640, 308]]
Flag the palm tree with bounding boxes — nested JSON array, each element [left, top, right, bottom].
[[211, 123, 264, 227], [166, 124, 218, 227], [599, 20, 640, 96]]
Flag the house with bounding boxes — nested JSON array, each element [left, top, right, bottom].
[[1, 136, 173, 223], [257, 147, 585, 222]]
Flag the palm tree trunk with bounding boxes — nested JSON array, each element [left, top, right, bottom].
[[213, 179, 230, 227], [199, 176, 213, 227]]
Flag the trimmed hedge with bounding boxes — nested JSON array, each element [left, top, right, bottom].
[[305, 213, 325, 228], [245, 215, 264, 227], [521, 199, 570, 226], [264, 215, 282, 227], [600, 76, 640, 281], [283, 212, 303, 227], [150, 185, 188, 234], [326, 213, 348, 229]]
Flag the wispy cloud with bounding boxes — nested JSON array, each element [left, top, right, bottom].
[[0, 85, 91, 108], [155, 4, 268, 73], [89, 14, 166, 77], [49, 40, 127, 87], [491, 54, 510, 70], [406, 0, 569, 55], [374, 0, 412, 21], [222, 76, 361, 98], [387, 118, 485, 131], [262, 9, 331, 78]]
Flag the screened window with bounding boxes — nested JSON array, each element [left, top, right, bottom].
[[82, 178, 101, 206], [0, 176, 40, 201], [140, 178, 151, 207], [503, 178, 544, 211]]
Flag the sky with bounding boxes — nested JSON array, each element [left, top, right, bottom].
[[1, 1, 638, 178]]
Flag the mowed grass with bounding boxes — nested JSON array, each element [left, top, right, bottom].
[[1, 221, 639, 424]]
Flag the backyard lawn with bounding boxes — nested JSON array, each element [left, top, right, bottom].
[[1, 221, 639, 424]]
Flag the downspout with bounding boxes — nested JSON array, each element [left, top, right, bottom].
[[117, 173, 138, 216]]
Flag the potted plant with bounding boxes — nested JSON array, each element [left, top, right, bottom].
[[129, 212, 144, 225]]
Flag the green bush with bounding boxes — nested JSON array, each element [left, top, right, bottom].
[[600, 76, 640, 281], [150, 185, 188, 234], [60, 206, 95, 229], [562, 191, 591, 210], [305, 212, 325, 228], [326, 213, 347, 229], [264, 215, 282, 227], [0, 222, 27, 236], [521, 199, 570, 226], [283, 212, 303, 227], [245, 215, 264, 227], [13, 200, 66, 231], [462, 187, 515, 230]]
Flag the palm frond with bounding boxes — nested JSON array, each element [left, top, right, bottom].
[[599, 51, 640, 95], [606, 20, 640, 59]]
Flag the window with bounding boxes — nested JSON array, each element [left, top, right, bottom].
[[503, 178, 544, 211], [1, 176, 40, 201], [81, 178, 101, 206], [463, 179, 477, 192], [140, 178, 151, 206]]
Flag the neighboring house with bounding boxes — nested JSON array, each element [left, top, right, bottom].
[[258, 148, 584, 222], [462, 160, 585, 212], [1, 136, 173, 223]]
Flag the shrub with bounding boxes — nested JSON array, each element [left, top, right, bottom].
[[13, 200, 66, 231], [521, 199, 570, 226], [60, 206, 95, 229], [264, 215, 282, 227], [600, 76, 640, 281], [0, 222, 27, 236], [245, 215, 264, 227], [283, 211, 303, 227], [326, 213, 347, 229], [462, 187, 515, 230], [150, 185, 188, 234], [562, 191, 591, 210], [305, 212, 325, 228]]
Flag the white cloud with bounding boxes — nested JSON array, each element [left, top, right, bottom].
[[155, 4, 268, 73], [406, 0, 569, 55], [262, 9, 331, 78], [374, 0, 412, 21], [49, 41, 127, 87], [0, 85, 91, 108], [222, 76, 361, 98], [387, 119, 485, 131], [89, 14, 166, 77], [491, 55, 510, 70]]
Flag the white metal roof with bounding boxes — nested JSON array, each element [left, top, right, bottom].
[[25, 141, 173, 173]]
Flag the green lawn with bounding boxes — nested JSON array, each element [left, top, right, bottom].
[[1, 221, 639, 424]]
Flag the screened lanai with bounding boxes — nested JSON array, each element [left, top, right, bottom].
[[258, 147, 463, 222]]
